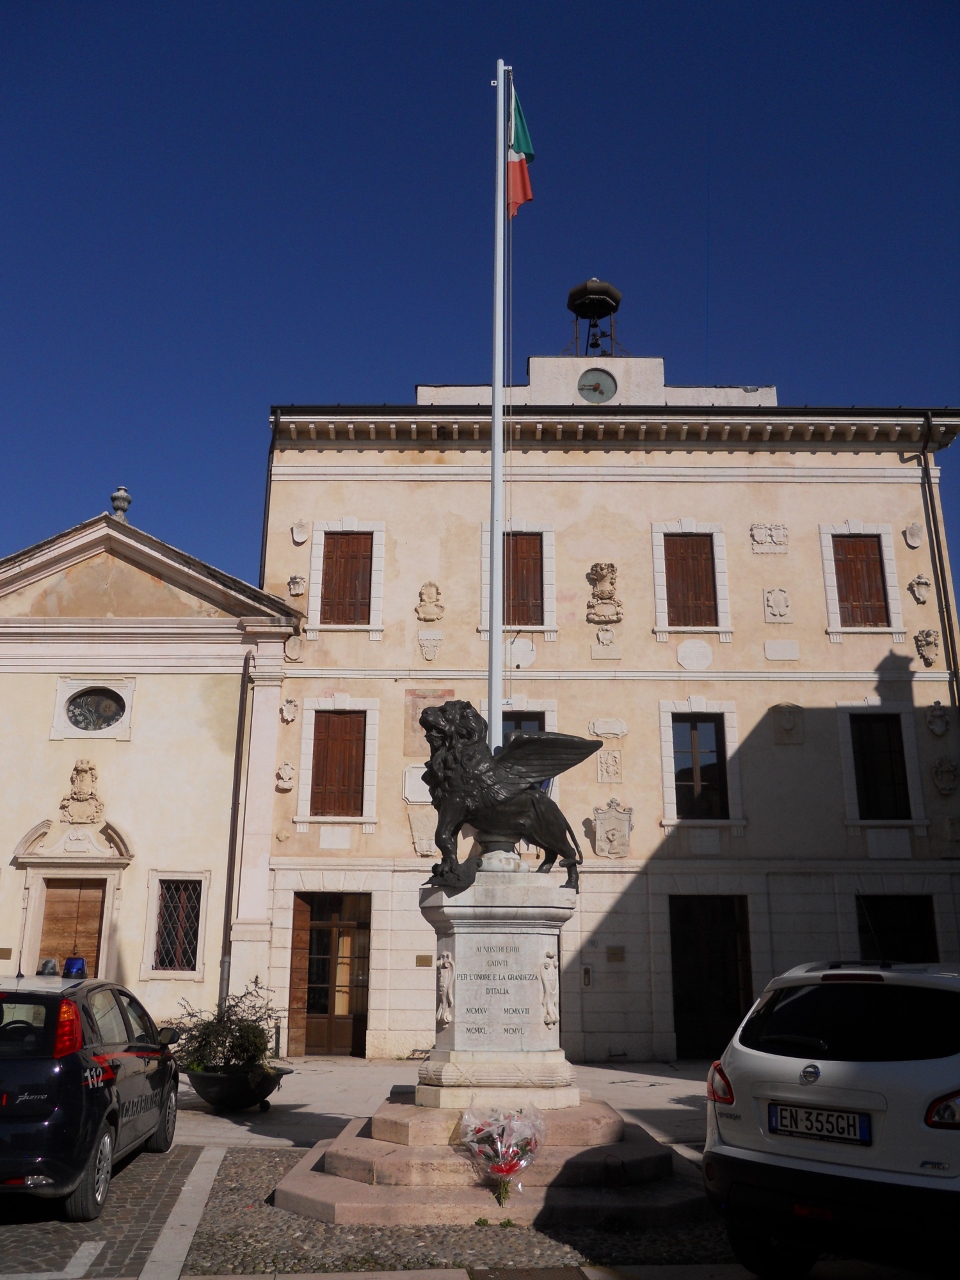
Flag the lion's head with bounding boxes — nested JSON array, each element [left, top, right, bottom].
[[420, 700, 487, 752]]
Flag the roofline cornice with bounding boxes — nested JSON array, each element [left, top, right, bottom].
[[269, 405, 960, 452]]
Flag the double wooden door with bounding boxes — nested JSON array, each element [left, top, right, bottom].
[[38, 879, 106, 976], [288, 893, 370, 1056]]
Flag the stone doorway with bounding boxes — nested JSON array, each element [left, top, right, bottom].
[[38, 878, 106, 976], [669, 894, 752, 1058], [288, 892, 370, 1056]]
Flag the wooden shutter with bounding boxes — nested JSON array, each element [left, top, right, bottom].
[[39, 879, 106, 975], [833, 535, 889, 627], [664, 534, 718, 627], [320, 532, 373, 625], [310, 710, 366, 816], [504, 533, 544, 626]]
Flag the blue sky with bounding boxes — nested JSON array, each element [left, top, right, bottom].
[[1, 1, 958, 584]]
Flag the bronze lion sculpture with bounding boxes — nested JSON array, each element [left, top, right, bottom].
[[419, 700, 600, 891]]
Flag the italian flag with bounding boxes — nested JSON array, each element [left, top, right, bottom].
[[507, 87, 534, 218]]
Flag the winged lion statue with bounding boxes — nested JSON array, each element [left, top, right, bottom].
[[419, 700, 600, 892]]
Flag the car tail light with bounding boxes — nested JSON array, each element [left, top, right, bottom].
[[52, 1000, 82, 1058], [707, 1060, 735, 1105], [925, 1090, 960, 1129]]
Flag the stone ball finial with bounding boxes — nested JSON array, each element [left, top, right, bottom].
[[110, 485, 132, 523]]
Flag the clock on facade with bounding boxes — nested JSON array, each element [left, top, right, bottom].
[[577, 368, 617, 403]]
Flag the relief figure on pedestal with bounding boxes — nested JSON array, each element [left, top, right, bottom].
[[436, 951, 455, 1027], [540, 950, 559, 1027]]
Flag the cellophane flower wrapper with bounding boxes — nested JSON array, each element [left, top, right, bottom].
[[460, 1105, 545, 1206]]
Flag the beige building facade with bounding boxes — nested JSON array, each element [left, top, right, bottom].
[[0, 512, 294, 1025], [251, 354, 960, 1063]]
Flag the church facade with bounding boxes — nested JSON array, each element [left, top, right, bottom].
[[236, 354, 960, 1061]]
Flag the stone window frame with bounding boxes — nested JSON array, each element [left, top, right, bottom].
[[835, 700, 926, 830], [479, 521, 557, 641], [295, 695, 379, 831], [50, 677, 136, 742], [306, 520, 385, 641], [652, 521, 732, 642], [481, 695, 560, 801], [139, 869, 210, 982], [658, 697, 745, 833], [819, 522, 905, 643]]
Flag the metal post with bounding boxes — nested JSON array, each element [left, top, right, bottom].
[[487, 59, 507, 753]]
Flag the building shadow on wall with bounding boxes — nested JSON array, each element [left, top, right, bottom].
[[558, 649, 955, 1071]]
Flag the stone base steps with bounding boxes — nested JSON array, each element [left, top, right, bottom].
[[325, 1116, 673, 1188], [274, 1139, 708, 1226]]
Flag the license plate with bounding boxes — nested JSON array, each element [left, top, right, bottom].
[[767, 1102, 872, 1145]]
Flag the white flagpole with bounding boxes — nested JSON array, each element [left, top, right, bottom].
[[487, 58, 507, 753]]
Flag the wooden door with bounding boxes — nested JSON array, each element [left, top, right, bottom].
[[669, 895, 752, 1058], [288, 893, 370, 1056], [39, 879, 106, 976]]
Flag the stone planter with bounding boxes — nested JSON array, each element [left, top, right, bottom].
[[186, 1064, 293, 1112]]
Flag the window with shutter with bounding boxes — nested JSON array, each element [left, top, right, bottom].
[[664, 534, 718, 627], [320, 532, 373, 625], [849, 713, 910, 820], [832, 535, 889, 627], [672, 715, 729, 818], [311, 710, 366, 816], [504, 533, 544, 626]]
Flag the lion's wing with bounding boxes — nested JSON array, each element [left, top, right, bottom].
[[493, 732, 601, 786]]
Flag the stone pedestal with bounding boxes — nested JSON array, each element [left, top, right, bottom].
[[417, 867, 579, 1110]]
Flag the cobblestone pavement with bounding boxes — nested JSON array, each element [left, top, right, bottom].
[[183, 1149, 735, 1274], [0, 1144, 200, 1278]]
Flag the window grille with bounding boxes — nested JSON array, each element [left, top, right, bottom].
[[154, 879, 202, 971]]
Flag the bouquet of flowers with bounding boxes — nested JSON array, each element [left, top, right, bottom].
[[460, 1105, 545, 1206]]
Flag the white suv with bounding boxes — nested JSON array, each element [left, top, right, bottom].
[[703, 962, 960, 1278]]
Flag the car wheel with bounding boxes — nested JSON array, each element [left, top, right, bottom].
[[144, 1089, 177, 1153], [62, 1123, 112, 1222], [726, 1218, 820, 1280]]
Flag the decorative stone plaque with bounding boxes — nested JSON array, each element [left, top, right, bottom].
[[588, 717, 628, 739], [291, 520, 310, 545], [905, 522, 923, 549], [927, 702, 949, 737], [763, 587, 792, 623], [597, 748, 622, 785], [677, 639, 713, 671]]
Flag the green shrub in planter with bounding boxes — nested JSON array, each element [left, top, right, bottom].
[[173, 980, 275, 1080]]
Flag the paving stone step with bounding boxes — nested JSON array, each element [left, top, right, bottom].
[[322, 1117, 672, 1188], [370, 1098, 625, 1149]]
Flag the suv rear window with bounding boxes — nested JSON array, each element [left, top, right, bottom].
[[740, 983, 960, 1061], [0, 995, 55, 1059]]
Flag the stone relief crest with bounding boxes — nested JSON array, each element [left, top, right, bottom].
[[417, 630, 443, 662], [407, 806, 439, 857], [287, 575, 306, 597], [763, 587, 792, 623], [597, 748, 622, 784], [59, 760, 104, 825], [291, 520, 310, 545], [586, 563, 624, 625], [436, 951, 455, 1027], [280, 698, 299, 724], [772, 703, 804, 745], [540, 950, 559, 1027], [908, 573, 932, 604], [750, 523, 788, 553], [415, 581, 445, 622], [905, 522, 923, 549], [915, 629, 940, 667], [926, 701, 949, 737], [593, 797, 633, 859], [284, 635, 303, 662], [932, 757, 959, 796], [275, 762, 296, 792]]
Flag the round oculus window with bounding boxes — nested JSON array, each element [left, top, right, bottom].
[[577, 368, 617, 402], [66, 688, 126, 732]]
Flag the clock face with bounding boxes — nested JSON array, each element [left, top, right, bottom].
[[577, 368, 617, 403]]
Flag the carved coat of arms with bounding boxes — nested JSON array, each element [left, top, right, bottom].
[[593, 797, 633, 859], [586, 563, 624, 625]]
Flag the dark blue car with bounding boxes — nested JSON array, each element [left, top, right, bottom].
[[0, 976, 179, 1220]]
